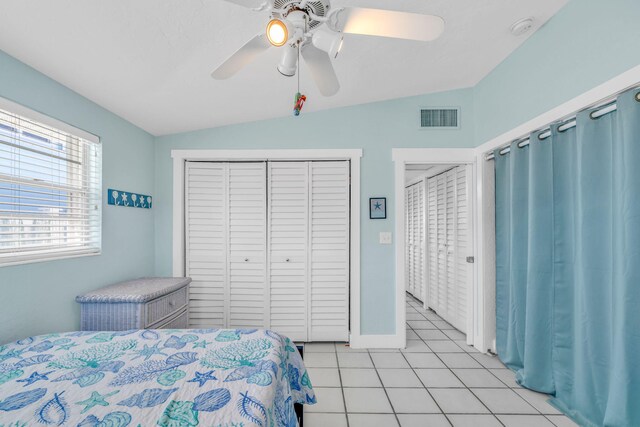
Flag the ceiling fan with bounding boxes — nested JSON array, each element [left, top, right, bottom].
[[211, 0, 445, 96]]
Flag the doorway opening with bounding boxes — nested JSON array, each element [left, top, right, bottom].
[[403, 162, 474, 347]]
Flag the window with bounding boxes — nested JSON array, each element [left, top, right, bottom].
[[0, 103, 101, 266]]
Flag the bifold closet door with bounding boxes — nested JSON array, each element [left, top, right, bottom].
[[185, 162, 227, 328], [406, 186, 415, 296], [405, 181, 425, 302], [227, 162, 268, 329], [425, 166, 470, 333], [268, 162, 309, 342], [453, 166, 470, 333], [186, 160, 349, 341], [427, 178, 439, 311], [414, 181, 425, 302], [309, 161, 350, 342], [185, 162, 267, 329], [405, 188, 412, 297]]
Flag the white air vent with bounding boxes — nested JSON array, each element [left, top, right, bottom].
[[420, 108, 460, 129]]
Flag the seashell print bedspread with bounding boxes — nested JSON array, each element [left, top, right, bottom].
[[0, 329, 315, 426]]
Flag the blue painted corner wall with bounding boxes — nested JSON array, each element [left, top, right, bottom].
[[2, 0, 640, 343], [473, 0, 640, 143], [0, 50, 156, 344]]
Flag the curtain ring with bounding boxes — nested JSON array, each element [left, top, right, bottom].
[[557, 119, 575, 133], [589, 101, 616, 120], [635, 91, 640, 102], [537, 129, 552, 141]]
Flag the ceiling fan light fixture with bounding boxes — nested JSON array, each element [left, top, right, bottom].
[[277, 43, 298, 76], [266, 18, 289, 47], [311, 27, 344, 59]]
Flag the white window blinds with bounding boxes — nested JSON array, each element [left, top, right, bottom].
[[0, 106, 102, 266]]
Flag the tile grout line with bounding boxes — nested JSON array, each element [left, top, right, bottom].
[[303, 294, 570, 427], [396, 340, 454, 426], [404, 295, 505, 426], [407, 294, 554, 424], [365, 349, 403, 426], [334, 342, 350, 427]]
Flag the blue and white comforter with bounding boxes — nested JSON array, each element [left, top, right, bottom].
[[0, 329, 315, 426]]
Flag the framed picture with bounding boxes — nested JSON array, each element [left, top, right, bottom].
[[369, 197, 387, 219]]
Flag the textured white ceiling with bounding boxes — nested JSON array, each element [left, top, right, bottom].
[[0, 0, 568, 135]]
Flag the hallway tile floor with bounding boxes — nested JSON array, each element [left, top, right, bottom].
[[302, 294, 577, 427]]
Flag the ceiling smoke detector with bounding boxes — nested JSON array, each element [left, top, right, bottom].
[[510, 18, 534, 36]]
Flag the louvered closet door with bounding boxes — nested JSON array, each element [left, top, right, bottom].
[[405, 188, 412, 297], [411, 184, 421, 299], [309, 161, 350, 342], [185, 162, 227, 328], [452, 166, 469, 333], [445, 169, 457, 324], [227, 162, 268, 329], [406, 181, 425, 302], [415, 181, 425, 302], [424, 166, 470, 333], [268, 162, 309, 342], [406, 185, 415, 296], [427, 178, 439, 311], [435, 173, 448, 316]]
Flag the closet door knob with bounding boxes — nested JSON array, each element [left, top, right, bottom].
[[244, 258, 249, 262], [286, 258, 290, 262]]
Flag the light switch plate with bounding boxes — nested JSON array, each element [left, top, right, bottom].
[[379, 232, 392, 244]]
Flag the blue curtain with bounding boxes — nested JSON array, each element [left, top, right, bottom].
[[494, 88, 640, 427]]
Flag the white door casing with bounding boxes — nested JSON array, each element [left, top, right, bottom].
[[393, 148, 477, 350]]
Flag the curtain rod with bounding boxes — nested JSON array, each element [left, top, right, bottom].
[[485, 87, 640, 161]]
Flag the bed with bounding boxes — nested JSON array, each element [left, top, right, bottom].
[[0, 328, 315, 426]]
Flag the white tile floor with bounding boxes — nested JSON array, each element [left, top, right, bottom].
[[302, 294, 577, 427]]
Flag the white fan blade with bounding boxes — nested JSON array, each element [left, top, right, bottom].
[[331, 7, 445, 42], [211, 33, 271, 79], [301, 43, 340, 97], [220, 0, 264, 8]]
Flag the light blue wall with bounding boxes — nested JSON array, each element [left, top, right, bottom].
[[3, 0, 640, 342], [474, 0, 640, 143], [154, 89, 475, 334], [154, 0, 640, 336], [0, 50, 156, 344]]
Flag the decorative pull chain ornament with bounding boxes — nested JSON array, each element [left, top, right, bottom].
[[293, 92, 306, 116]]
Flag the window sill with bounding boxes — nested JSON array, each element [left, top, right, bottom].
[[0, 250, 101, 268]]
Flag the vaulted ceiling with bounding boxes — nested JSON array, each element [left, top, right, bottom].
[[0, 0, 569, 135]]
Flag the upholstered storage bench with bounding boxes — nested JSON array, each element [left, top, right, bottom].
[[76, 277, 191, 330]]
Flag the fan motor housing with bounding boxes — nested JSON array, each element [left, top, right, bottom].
[[271, 0, 331, 29]]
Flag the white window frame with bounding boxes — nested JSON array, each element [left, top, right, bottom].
[[0, 96, 101, 267]]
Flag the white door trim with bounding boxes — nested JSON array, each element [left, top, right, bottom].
[[392, 149, 480, 350], [172, 149, 363, 343]]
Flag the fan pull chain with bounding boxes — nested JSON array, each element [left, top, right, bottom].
[[297, 40, 300, 94], [293, 15, 307, 116]]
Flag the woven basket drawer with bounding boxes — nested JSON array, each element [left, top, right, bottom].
[[146, 287, 188, 327], [158, 308, 189, 329]]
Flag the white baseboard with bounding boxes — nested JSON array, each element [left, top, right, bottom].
[[350, 334, 405, 349]]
